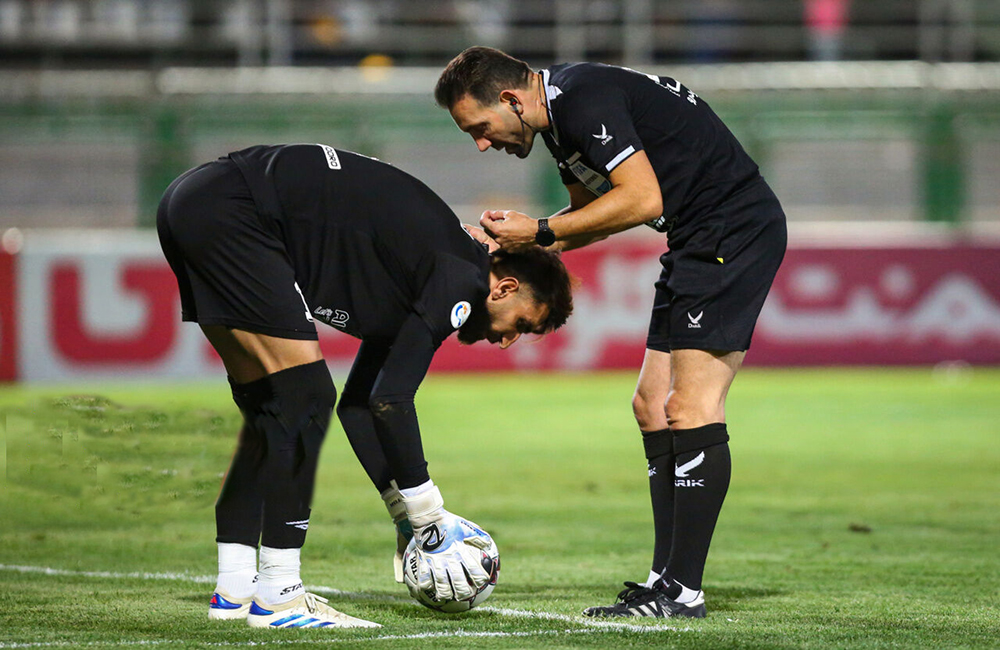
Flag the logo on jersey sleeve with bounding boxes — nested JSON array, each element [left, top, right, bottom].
[[450, 301, 471, 329], [592, 124, 613, 145]]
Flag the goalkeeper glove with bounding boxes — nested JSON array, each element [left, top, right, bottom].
[[401, 483, 492, 602], [381, 483, 413, 583]]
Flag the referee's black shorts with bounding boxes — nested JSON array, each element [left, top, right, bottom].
[[646, 180, 786, 353], [156, 158, 318, 340]]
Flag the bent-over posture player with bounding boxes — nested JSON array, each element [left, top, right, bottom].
[[436, 47, 786, 619], [157, 143, 573, 629]]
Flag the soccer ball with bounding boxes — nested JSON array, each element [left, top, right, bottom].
[[401, 530, 500, 613]]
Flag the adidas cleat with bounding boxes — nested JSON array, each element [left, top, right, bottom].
[[246, 592, 381, 629], [583, 581, 706, 619], [208, 591, 253, 620]]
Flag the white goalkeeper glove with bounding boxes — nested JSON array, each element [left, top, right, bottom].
[[381, 483, 412, 583], [401, 484, 492, 602]]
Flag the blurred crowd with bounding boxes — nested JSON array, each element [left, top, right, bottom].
[[0, 0, 990, 68]]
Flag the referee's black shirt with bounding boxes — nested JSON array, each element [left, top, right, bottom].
[[539, 63, 763, 248], [229, 144, 491, 347]]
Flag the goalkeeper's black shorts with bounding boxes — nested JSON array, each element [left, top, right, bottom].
[[156, 158, 319, 341]]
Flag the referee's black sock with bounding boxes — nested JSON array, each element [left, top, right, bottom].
[[642, 427, 675, 577], [663, 423, 731, 592], [229, 360, 336, 550]]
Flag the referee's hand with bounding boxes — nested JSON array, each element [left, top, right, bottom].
[[480, 210, 537, 252], [462, 224, 500, 253]]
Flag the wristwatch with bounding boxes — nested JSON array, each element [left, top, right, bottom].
[[535, 218, 556, 247]]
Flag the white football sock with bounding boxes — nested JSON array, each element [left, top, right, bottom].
[[257, 546, 304, 605], [674, 580, 702, 604], [215, 542, 257, 599], [645, 569, 663, 589]]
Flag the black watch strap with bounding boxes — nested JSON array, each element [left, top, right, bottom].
[[535, 218, 556, 247]]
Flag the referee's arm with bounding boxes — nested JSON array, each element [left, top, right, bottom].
[[551, 182, 608, 253], [481, 152, 662, 250]]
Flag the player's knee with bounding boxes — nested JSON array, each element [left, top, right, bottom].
[[632, 388, 667, 431], [665, 388, 720, 430], [232, 360, 336, 472]]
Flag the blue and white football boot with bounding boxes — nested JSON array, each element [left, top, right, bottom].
[[208, 590, 253, 620], [246, 592, 381, 629]]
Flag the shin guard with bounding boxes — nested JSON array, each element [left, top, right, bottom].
[[230, 360, 336, 549]]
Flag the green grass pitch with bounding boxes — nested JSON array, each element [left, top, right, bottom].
[[1, 368, 998, 649]]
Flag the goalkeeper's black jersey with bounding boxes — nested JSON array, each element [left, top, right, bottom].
[[229, 144, 491, 347], [539, 62, 765, 248]]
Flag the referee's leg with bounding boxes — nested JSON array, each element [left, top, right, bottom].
[[660, 348, 742, 602], [633, 349, 674, 585]]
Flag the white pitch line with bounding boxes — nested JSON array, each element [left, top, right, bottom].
[[0, 628, 682, 649], [0, 564, 695, 636], [3, 631, 560, 649]]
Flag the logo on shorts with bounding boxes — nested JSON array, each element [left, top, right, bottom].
[[687, 311, 703, 328], [450, 301, 471, 329], [313, 306, 349, 328], [286, 519, 310, 531]]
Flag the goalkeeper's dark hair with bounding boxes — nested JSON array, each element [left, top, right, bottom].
[[435, 46, 533, 109], [489, 248, 574, 333]]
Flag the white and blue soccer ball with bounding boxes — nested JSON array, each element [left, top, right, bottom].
[[401, 523, 500, 613]]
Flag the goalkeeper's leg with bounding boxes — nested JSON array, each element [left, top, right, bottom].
[[211, 421, 265, 620], [203, 326, 379, 628]]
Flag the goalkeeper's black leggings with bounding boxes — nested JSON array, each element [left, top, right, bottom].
[[215, 360, 335, 549]]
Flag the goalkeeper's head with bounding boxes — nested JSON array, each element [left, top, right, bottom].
[[457, 248, 574, 348]]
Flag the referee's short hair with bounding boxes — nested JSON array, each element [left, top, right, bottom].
[[490, 248, 574, 334], [435, 46, 533, 109]]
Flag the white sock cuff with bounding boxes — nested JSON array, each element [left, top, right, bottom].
[[259, 546, 302, 575], [218, 542, 257, 573], [675, 581, 702, 604]]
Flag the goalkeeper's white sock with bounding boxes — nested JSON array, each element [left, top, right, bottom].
[[257, 546, 304, 605], [216, 542, 257, 599]]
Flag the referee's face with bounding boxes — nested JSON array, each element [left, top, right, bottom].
[[450, 94, 536, 158]]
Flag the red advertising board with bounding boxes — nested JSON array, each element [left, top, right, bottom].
[[8, 233, 1000, 382], [752, 246, 1000, 365]]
